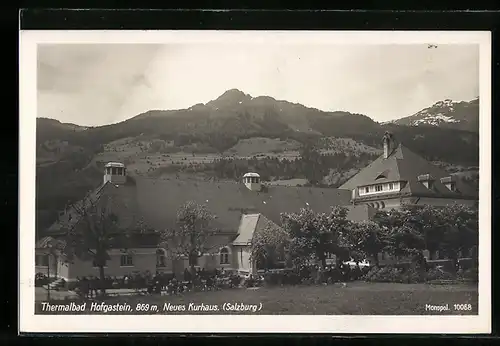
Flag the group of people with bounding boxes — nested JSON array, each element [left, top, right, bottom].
[[71, 262, 369, 299], [74, 273, 173, 298], [176, 267, 243, 293], [73, 268, 247, 299]]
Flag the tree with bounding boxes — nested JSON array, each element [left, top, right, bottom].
[[250, 219, 290, 270], [160, 201, 221, 274], [281, 206, 350, 267], [373, 207, 426, 260], [344, 220, 389, 266], [60, 189, 147, 296], [39, 237, 65, 300], [431, 204, 478, 271], [373, 204, 478, 271]]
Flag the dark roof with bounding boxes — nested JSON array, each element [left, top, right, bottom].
[[340, 143, 478, 200], [47, 182, 144, 234], [35, 236, 64, 249], [136, 179, 352, 232], [37, 232, 161, 250]]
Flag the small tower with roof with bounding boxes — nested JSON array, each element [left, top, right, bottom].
[[243, 172, 262, 191], [103, 162, 127, 185]]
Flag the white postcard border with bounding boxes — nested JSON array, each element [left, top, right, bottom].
[[19, 30, 492, 334]]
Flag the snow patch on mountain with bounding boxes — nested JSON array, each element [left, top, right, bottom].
[[412, 113, 460, 126], [388, 98, 478, 132]]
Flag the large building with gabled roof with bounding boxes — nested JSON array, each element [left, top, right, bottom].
[[35, 132, 477, 282], [36, 162, 373, 282], [340, 132, 478, 210]]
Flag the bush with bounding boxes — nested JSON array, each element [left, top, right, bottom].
[[243, 275, 263, 288], [458, 268, 478, 283], [262, 271, 282, 286], [363, 266, 427, 283], [458, 258, 474, 271], [426, 268, 455, 282], [260, 269, 302, 286], [401, 268, 425, 284]]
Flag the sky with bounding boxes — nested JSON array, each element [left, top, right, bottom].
[[37, 43, 479, 127]]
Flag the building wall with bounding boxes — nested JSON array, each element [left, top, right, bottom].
[[60, 248, 161, 281], [413, 197, 476, 207], [233, 245, 254, 274], [358, 196, 476, 211], [35, 250, 69, 279]]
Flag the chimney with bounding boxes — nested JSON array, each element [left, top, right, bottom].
[[383, 131, 396, 159], [243, 172, 262, 191], [104, 162, 127, 185]]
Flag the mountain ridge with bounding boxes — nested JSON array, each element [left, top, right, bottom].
[[390, 97, 479, 132], [37, 89, 480, 132]]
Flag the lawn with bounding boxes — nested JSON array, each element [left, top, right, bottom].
[[35, 282, 478, 315]]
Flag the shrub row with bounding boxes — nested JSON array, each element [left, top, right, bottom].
[[362, 266, 478, 284]]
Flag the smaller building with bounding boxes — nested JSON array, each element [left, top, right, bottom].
[[340, 132, 478, 210]]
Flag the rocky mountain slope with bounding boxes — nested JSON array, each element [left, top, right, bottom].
[[390, 98, 479, 133]]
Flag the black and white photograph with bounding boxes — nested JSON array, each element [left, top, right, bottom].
[[19, 30, 491, 333]]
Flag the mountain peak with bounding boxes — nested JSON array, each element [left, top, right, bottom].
[[218, 88, 248, 98], [390, 98, 479, 132], [206, 89, 252, 109]]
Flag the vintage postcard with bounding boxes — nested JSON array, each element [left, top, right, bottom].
[[19, 30, 491, 334]]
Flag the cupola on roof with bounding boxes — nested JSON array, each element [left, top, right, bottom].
[[243, 172, 260, 178], [105, 162, 125, 168]]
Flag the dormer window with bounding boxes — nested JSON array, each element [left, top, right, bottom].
[[375, 170, 389, 180], [440, 176, 457, 192], [418, 174, 435, 190]]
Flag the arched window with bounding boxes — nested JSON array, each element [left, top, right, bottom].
[[220, 247, 230, 264]]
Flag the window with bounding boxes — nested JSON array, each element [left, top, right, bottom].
[[120, 254, 134, 267], [375, 185, 383, 192], [220, 248, 230, 264], [35, 254, 49, 267], [156, 249, 166, 268], [365, 187, 369, 193], [388, 183, 394, 190]]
